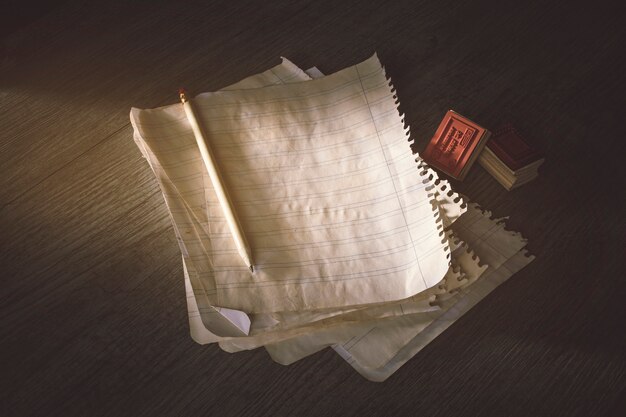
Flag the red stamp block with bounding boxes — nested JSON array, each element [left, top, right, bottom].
[[422, 110, 491, 180]]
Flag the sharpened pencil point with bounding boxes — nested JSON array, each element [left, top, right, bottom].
[[250, 265, 254, 273]]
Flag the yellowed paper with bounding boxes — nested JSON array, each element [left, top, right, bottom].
[[131, 56, 533, 382], [131, 54, 450, 314]]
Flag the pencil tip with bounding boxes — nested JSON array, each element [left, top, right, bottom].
[[250, 265, 254, 273]]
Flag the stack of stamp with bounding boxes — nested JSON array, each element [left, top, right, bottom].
[[478, 123, 544, 190], [422, 114, 544, 191], [421, 110, 491, 181]]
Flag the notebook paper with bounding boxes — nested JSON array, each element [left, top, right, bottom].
[[131, 54, 449, 314], [130, 55, 534, 381], [135, 57, 468, 347]]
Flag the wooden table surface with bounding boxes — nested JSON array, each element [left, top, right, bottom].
[[1, 1, 624, 416]]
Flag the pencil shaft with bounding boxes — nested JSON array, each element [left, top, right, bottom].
[[181, 95, 254, 271]]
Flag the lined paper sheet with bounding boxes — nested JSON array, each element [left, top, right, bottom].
[[131, 56, 534, 381], [135, 58, 469, 345], [131, 54, 449, 313]]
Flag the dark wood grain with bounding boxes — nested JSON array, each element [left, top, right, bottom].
[[1, 1, 624, 416]]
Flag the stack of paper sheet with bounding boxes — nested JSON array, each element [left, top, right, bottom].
[[130, 54, 534, 381]]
